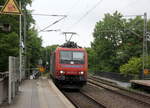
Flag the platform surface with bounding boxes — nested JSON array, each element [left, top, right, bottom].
[[1, 79, 74, 108], [130, 80, 150, 87], [93, 76, 131, 88]]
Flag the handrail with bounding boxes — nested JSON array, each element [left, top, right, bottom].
[[0, 72, 9, 79]]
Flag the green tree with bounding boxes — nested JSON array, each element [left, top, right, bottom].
[[92, 11, 125, 72], [120, 57, 142, 76], [26, 28, 42, 69], [91, 11, 150, 74], [0, 32, 19, 71], [85, 48, 95, 73], [0, 0, 42, 72], [41, 45, 58, 71]]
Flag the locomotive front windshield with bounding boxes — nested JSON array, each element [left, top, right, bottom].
[[60, 51, 84, 64]]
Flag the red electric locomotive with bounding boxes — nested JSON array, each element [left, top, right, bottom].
[[50, 41, 88, 89]]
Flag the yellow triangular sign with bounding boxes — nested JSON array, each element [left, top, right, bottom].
[[1, 0, 22, 15]]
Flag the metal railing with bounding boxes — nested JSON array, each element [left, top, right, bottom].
[[0, 72, 9, 79]]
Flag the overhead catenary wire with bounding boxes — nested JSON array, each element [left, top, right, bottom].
[[58, 0, 81, 31], [67, 0, 103, 30], [95, 15, 144, 37], [32, 13, 67, 17], [32, 0, 81, 33], [29, 13, 67, 33], [38, 15, 67, 33], [120, 0, 138, 11], [123, 14, 144, 17], [65, 0, 81, 14]]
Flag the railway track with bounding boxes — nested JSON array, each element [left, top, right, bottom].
[[62, 90, 106, 108], [61, 76, 150, 108], [88, 76, 150, 106]]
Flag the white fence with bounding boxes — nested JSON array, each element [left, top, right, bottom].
[[8, 56, 20, 104], [0, 56, 25, 104]]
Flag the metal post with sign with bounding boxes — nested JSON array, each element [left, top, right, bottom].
[[142, 13, 148, 79], [0, 0, 22, 82], [0, 0, 22, 15], [19, 1, 22, 82]]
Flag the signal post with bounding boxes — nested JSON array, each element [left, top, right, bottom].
[[0, 0, 23, 82]]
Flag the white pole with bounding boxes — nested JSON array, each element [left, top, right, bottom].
[[8, 56, 12, 104], [24, 14, 26, 79], [19, 1, 22, 82]]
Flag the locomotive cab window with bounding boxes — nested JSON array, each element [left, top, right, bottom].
[[60, 51, 84, 64], [73, 52, 84, 61], [60, 51, 72, 60]]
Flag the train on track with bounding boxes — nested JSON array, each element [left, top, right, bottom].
[[50, 41, 88, 89]]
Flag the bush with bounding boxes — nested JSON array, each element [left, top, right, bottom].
[[120, 57, 142, 76]]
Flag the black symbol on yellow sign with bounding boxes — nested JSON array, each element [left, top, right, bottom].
[[0, 0, 22, 15]]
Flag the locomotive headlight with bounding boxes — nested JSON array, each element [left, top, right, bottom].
[[80, 71, 84, 75], [60, 71, 64, 74]]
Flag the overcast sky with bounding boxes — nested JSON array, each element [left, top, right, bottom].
[[28, 0, 150, 47]]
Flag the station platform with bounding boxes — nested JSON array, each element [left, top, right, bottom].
[[92, 75, 131, 88], [0, 78, 75, 108], [130, 80, 150, 90]]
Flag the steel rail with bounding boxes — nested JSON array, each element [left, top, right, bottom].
[[62, 90, 106, 108], [88, 77, 150, 106]]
